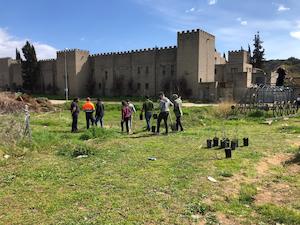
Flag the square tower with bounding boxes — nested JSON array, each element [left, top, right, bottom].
[[176, 29, 216, 97], [56, 49, 90, 97]]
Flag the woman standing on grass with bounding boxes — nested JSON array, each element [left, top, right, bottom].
[[121, 101, 132, 134]]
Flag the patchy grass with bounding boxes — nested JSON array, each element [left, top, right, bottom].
[[0, 102, 299, 224]]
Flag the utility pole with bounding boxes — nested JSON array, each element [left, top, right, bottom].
[[64, 48, 69, 101]]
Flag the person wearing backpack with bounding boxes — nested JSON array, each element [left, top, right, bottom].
[[157, 92, 173, 135], [121, 100, 132, 134]]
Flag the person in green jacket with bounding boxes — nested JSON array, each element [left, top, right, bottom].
[[172, 94, 183, 131], [141, 95, 154, 131]]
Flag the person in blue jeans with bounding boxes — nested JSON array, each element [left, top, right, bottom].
[[95, 98, 105, 128], [141, 96, 154, 131]]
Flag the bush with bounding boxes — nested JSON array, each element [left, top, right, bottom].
[[56, 142, 95, 157], [247, 110, 266, 118]]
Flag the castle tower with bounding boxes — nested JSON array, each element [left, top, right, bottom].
[[56, 49, 90, 97], [228, 50, 250, 64], [176, 29, 216, 97]]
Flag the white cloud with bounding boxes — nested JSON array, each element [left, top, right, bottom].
[[185, 7, 195, 13], [290, 31, 300, 40], [0, 28, 57, 60], [237, 17, 247, 26], [277, 4, 290, 12], [208, 0, 217, 5]]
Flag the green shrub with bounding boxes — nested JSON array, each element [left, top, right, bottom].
[[247, 110, 265, 118], [56, 142, 95, 157]]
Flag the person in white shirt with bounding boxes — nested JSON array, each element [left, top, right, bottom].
[[126, 99, 136, 130], [157, 92, 173, 134]]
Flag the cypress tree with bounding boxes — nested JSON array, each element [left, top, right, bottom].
[[251, 32, 265, 69], [21, 41, 40, 92], [16, 48, 21, 60]]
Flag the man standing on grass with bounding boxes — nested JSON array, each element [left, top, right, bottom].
[[172, 94, 184, 132], [82, 97, 95, 129], [70, 97, 80, 132], [157, 92, 173, 135], [127, 99, 136, 131], [95, 98, 105, 128], [141, 96, 154, 131]]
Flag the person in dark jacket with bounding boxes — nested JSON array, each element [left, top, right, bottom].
[[70, 97, 80, 132], [95, 98, 105, 128], [141, 96, 154, 131]]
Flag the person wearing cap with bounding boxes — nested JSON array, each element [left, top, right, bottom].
[[70, 97, 80, 132], [172, 94, 184, 131], [95, 98, 105, 128], [157, 92, 173, 134], [141, 95, 154, 131], [82, 97, 95, 129]]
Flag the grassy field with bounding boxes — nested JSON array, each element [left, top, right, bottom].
[[0, 102, 300, 225]]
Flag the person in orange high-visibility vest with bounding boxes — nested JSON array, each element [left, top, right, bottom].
[[82, 97, 95, 129]]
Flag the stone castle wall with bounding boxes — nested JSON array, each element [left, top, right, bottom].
[[0, 28, 258, 102]]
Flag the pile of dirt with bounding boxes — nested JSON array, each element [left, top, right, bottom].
[[0, 92, 54, 114]]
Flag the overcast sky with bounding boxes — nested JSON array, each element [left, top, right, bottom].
[[0, 0, 299, 60]]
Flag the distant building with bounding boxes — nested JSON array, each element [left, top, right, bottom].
[[0, 28, 274, 102]]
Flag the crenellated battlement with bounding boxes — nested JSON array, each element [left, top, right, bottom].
[[228, 50, 249, 54], [90, 45, 177, 57], [177, 28, 215, 37], [57, 48, 89, 54], [39, 59, 56, 62]]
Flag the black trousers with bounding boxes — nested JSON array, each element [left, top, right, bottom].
[[176, 115, 183, 131], [121, 118, 130, 133], [72, 114, 78, 132], [157, 112, 169, 134], [85, 112, 95, 129]]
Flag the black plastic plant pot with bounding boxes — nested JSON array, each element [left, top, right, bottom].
[[225, 138, 230, 148], [151, 126, 156, 133], [243, 138, 249, 147], [231, 141, 237, 150], [220, 139, 226, 149], [213, 137, 219, 147], [225, 148, 232, 158], [207, 139, 212, 149]]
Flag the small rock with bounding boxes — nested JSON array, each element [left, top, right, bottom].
[[76, 155, 88, 159], [148, 157, 157, 161], [191, 214, 201, 220], [4, 154, 10, 159], [207, 176, 218, 183]]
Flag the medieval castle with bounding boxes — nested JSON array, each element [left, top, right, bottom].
[[0, 29, 274, 101]]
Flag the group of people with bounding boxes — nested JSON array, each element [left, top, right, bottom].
[[70, 92, 183, 135], [71, 97, 105, 132]]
